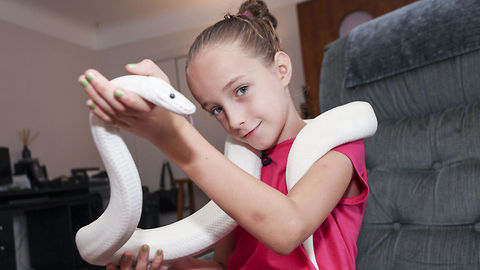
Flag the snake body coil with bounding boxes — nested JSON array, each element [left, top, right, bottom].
[[75, 75, 377, 268]]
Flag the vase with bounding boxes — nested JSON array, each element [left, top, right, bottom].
[[22, 145, 31, 159]]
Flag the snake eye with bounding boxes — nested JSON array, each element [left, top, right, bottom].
[[169, 93, 175, 99]]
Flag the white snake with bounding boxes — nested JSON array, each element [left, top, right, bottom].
[[75, 75, 378, 268]]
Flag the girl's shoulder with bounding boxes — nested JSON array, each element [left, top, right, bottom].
[[332, 139, 368, 205], [332, 139, 365, 169]]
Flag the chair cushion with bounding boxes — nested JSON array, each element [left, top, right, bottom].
[[344, 0, 480, 88]]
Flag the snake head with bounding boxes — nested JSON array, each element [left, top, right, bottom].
[[144, 77, 196, 115]]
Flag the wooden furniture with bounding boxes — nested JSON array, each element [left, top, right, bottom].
[[174, 178, 195, 220], [297, 0, 415, 117]]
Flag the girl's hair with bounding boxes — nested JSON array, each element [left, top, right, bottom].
[[186, 0, 281, 69]]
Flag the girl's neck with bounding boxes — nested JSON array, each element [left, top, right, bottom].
[[275, 97, 306, 145]]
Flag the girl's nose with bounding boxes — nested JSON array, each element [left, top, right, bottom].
[[226, 106, 246, 129]]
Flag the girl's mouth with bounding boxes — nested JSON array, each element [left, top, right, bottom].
[[243, 122, 261, 138]]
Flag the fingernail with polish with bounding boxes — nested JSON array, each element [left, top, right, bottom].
[[86, 72, 94, 82], [142, 245, 148, 253], [115, 89, 124, 98], [88, 102, 96, 110], [127, 63, 137, 68], [123, 255, 130, 261], [157, 250, 162, 256], [80, 79, 89, 88]]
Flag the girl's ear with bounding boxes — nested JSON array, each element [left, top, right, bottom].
[[273, 51, 292, 87]]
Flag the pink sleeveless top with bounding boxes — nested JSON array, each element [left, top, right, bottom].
[[227, 138, 368, 270]]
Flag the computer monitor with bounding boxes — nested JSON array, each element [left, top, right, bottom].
[[0, 147, 13, 185]]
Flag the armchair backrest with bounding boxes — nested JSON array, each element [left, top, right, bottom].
[[320, 0, 480, 269]]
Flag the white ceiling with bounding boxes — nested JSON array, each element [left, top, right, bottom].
[[0, 0, 306, 50]]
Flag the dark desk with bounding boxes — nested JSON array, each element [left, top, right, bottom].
[[0, 182, 105, 270]]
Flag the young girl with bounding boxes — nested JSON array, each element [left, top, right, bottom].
[[78, 1, 368, 269]]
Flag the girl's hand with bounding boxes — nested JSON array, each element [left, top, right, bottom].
[[125, 59, 171, 85], [78, 59, 185, 142], [105, 245, 166, 270]]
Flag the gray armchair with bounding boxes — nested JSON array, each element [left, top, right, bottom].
[[319, 0, 480, 269]]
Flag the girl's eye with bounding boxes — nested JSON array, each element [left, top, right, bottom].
[[236, 86, 248, 96], [211, 107, 223, 116]]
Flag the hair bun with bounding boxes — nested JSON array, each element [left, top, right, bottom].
[[238, 0, 278, 29]]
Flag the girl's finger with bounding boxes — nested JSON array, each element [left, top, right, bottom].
[[134, 245, 149, 270], [79, 75, 117, 116], [113, 88, 154, 113], [106, 264, 118, 270], [83, 69, 128, 113], [111, 118, 132, 132], [86, 99, 112, 123], [125, 59, 171, 84], [119, 252, 134, 270], [149, 250, 164, 270]]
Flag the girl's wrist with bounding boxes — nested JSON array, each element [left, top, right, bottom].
[[150, 113, 190, 149]]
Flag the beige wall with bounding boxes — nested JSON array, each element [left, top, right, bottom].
[[0, 3, 305, 190], [0, 19, 100, 179]]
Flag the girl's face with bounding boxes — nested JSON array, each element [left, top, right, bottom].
[[187, 42, 298, 150]]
